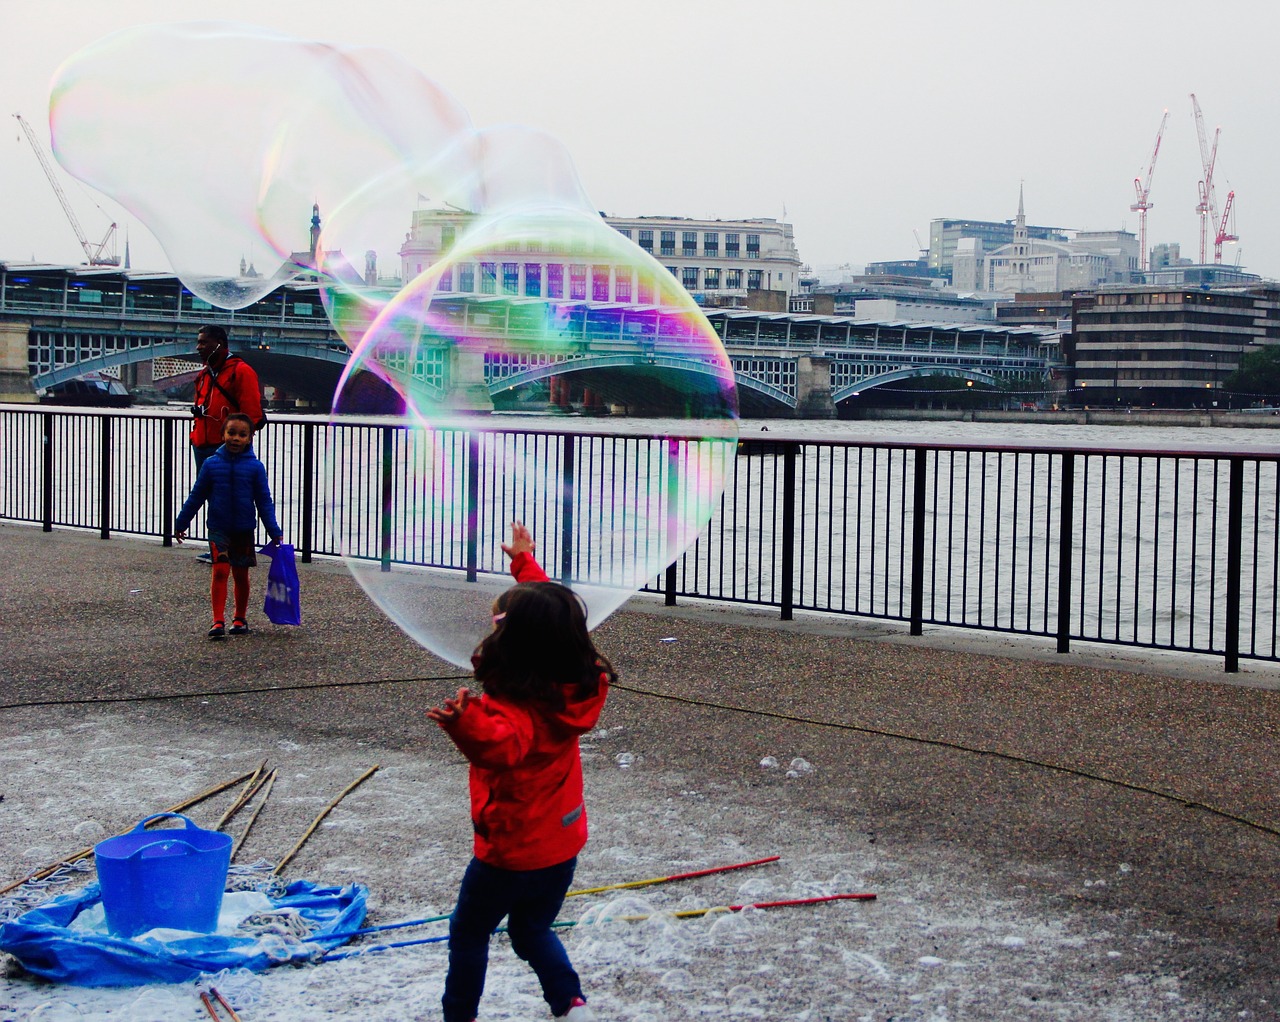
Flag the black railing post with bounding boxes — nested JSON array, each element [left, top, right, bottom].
[[1056, 452, 1076, 654], [909, 447, 927, 635], [300, 422, 315, 563], [780, 442, 797, 621], [466, 432, 480, 582], [99, 416, 112, 540], [665, 437, 678, 606], [560, 437, 575, 585], [379, 426, 393, 572], [1225, 456, 1244, 673], [161, 417, 174, 547], [41, 412, 53, 532]]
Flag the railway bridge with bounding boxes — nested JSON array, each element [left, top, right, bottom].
[[0, 261, 1063, 416]]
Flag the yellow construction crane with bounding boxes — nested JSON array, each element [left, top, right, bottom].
[[14, 112, 119, 266]]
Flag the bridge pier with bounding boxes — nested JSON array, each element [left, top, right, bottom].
[[795, 355, 837, 419], [0, 322, 35, 403], [445, 348, 495, 413]]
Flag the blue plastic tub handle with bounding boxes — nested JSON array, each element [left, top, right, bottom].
[[127, 812, 202, 834]]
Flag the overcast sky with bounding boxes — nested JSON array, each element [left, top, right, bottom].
[[3, 0, 1278, 280]]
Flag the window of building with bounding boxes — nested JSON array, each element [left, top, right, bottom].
[[525, 263, 541, 297], [682, 267, 699, 290], [592, 266, 610, 301], [666, 265, 678, 277], [441, 224, 455, 251], [725, 233, 740, 257], [570, 264, 587, 300], [437, 267, 453, 291], [638, 230, 653, 252], [616, 228, 632, 239], [726, 268, 743, 289], [502, 263, 519, 295], [746, 234, 760, 259], [682, 231, 698, 256], [660, 231, 676, 257], [703, 232, 719, 255], [479, 262, 497, 294], [547, 264, 564, 298], [748, 269, 763, 290], [636, 276, 653, 304], [615, 272, 632, 303], [703, 268, 720, 290], [459, 264, 475, 292]]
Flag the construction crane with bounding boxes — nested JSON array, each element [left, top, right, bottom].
[[1215, 189, 1237, 262], [14, 113, 119, 266], [1189, 94, 1221, 265], [1130, 110, 1168, 275]]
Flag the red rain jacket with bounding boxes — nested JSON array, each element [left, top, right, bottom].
[[438, 552, 608, 870], [190, 355, 265, 448]]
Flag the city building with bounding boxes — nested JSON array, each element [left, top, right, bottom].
[[950, 190, 1138, 294], [929, 214, 1068, 279], [1070, 285, 1280, 407], [398, 209, 804, 305]]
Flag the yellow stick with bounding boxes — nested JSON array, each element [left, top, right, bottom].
[[231, 769, 277, 863], [272, 765, 379, 876], [215, 759, 269, 831], [0, 767, 261, 897]]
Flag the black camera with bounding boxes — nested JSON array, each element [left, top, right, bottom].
[[191, 403, 207, 418]]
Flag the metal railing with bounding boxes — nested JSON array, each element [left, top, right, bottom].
[[3, 405, 1277, 672]]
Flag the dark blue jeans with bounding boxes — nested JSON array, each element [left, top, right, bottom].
[[441, 855, 583, 1022]]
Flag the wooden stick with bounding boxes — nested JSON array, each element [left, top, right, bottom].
[[0, 767, 262, 896], [568, 855, 781, 896], [231, 769, 277, 863], [211, 988, 243, 1022], [199, 992, 221, 1022], [215, 760, 269, 831], [272, 765, 379, 877]]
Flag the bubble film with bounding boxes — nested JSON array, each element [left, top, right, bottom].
[[327, 207, 737, 666], [50, 22, 738, 665], [49, 23, 476, 308]]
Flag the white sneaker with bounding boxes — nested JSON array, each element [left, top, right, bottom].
[[555, 997, 596, 1021]]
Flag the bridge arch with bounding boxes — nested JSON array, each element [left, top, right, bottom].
[[831, 365, 1002, 404]]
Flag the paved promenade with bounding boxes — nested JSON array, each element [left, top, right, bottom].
[[2, 522, 1278, 1021]]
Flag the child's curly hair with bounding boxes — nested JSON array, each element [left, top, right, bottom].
[[471, 582, 615, 709]]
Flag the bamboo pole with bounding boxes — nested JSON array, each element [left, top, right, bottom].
[[231, 770, 277, 863], [0, 767, 262, 897], [272, 765, 379, 876], [214, 760, 269, 831]]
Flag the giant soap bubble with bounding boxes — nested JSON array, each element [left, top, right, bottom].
[[50, 23, 477, 308], [50, 22, 738, 666]]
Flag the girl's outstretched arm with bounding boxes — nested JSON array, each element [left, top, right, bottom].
[[501, 521, 548, 583]]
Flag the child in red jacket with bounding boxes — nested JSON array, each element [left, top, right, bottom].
[[428, 522, 611, 1022]]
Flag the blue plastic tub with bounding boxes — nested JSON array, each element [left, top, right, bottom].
[[93, 813, 232, 938]]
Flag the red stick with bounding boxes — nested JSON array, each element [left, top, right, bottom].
[[662, 855, 782, 883]]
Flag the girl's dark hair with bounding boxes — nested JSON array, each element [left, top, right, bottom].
[[471, 582, 615, 709]]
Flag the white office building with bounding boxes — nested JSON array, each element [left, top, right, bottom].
[[951, 189, 1138, 294], [398, 209, 804, 303]]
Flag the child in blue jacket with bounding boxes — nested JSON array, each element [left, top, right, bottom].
[[175, 413, 284, 638]]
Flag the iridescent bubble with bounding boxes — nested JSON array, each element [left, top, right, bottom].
[[49, 22, 476, 308], [327, 206, 737, 667]]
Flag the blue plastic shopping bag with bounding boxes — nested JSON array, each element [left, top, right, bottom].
[[263, 542, 302, 625]]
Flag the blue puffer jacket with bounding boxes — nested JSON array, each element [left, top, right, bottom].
[[175, 444, 283, 539]]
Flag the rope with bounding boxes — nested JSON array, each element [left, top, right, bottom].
[[3, 669, 1276, 842]]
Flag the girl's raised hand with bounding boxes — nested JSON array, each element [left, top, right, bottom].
[[427, 687, 476, 725], [500, 521, 535, 560]]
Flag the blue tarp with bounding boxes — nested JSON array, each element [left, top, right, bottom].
[[0, 879, 367, 987]]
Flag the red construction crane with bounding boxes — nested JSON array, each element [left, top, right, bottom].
[[1130, 109, 1169, 274], [13, 112, 119, 266], [1215, 190, 1237, 262], [1190, 94, 1220, 265]]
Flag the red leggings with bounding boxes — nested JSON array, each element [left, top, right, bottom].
[[211, 562, 250, 624]]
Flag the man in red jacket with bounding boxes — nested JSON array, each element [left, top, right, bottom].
[[190, 325, 265, 471]]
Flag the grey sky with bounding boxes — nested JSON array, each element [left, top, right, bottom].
[[4, 0, 1278, 279]]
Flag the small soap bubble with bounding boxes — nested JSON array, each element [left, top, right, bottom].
[[72, 820, 106, 841], [789, 757, 813, 774], [660, 968, 694, 990], [759, 757, 779, 770], [26, 1004, 84, 1021], [614, 752, 635, 770]]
